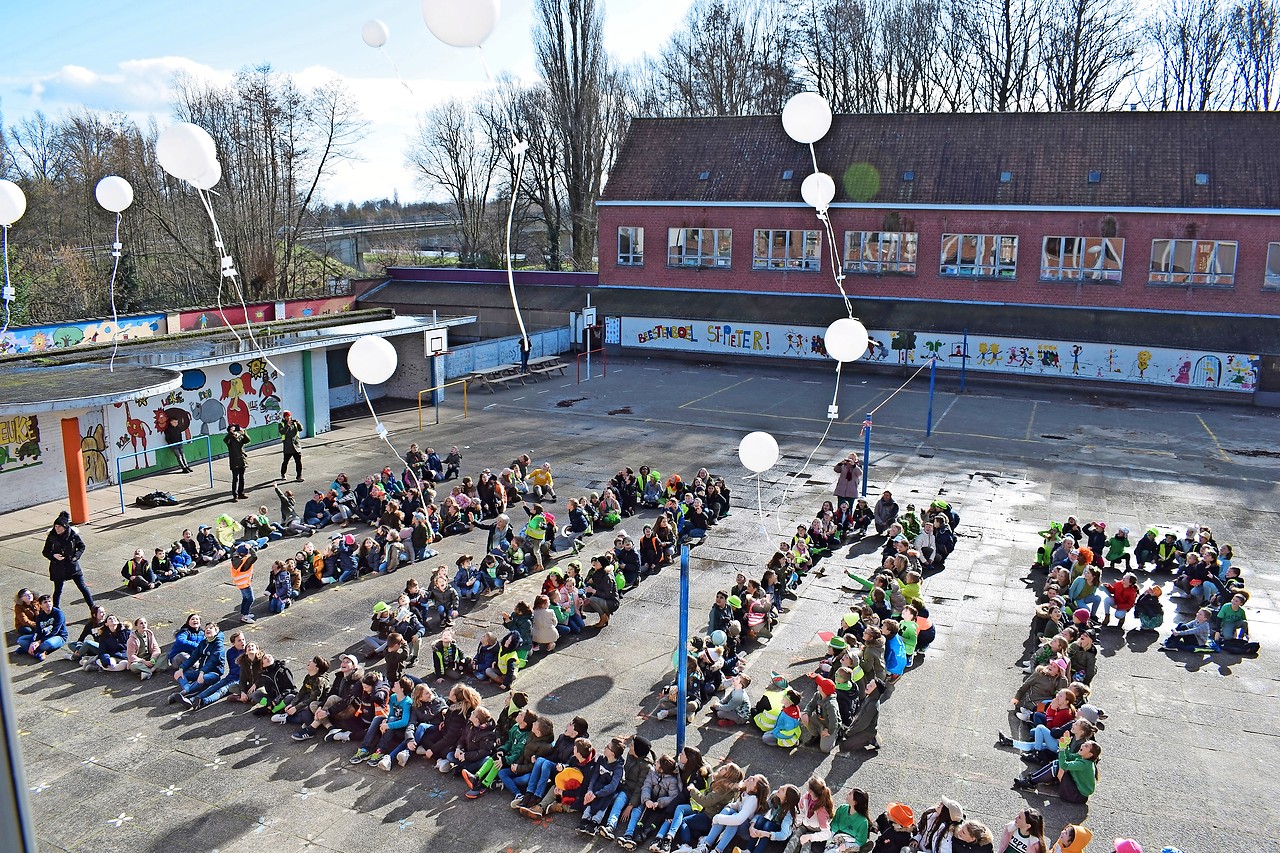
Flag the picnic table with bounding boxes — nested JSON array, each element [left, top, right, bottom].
[[468, 363, 526, 393], [527, 355, 569, 380]]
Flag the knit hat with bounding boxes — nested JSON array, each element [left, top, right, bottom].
[[886, 803, 915, 828], [631, 735, 651, 760], [1114, 840, 1143, 853], [343, 533, 356, 546], [709, 630, 727, 647], [725, 621, 741, 637], [1073, 608, 1090, 623], [54, 510, 71, 527], [769, 671, 789, 690], [814, 676, 836, 697], [1077, 704, 1102, 724]]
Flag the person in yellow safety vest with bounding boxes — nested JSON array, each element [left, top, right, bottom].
[[762, 688, 803, 747], [486, 630, 523, 690], [751, 672, 792, 731], [522, 504, 552, 569], [229, 543, 257, 624], [527, 463, 556, 503]]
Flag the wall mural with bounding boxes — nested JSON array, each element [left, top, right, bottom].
[[619, 316, 1260, 393], [107, 358, 290, 481], [0, 314, 164, 355], [0, 415, 42, 474], [80, 410, 110, 487]]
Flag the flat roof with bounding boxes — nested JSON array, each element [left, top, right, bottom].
[[0, 364, 184, 415]]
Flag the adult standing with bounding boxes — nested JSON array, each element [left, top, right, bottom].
[[225, 424, 250, 501], [279, 411, 304, 482], [163, 413, 192, 474], [833, 454, 862, 503], [42, 510, 94, 615], [519, 335, 531, 375]]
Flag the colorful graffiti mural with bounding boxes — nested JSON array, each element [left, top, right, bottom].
[[0, 315, 164, 356], [80, 410, 110, 487], [619, 316, 1261, 393], [0, 414, 43, 473], [178, 305, 274, 333], [283, 297, 352, 320]]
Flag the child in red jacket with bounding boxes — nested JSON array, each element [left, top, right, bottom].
[[1101, 573, 1138, 629]]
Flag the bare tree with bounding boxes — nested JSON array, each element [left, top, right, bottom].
[[406, 99, 502, 267], [795, 0, 882, 112], [880, 0, 945, 112], [534, 0, 617, 270], [967, 0, 1044, 111], [1229, 0, 1280, 109], [1143, 0, 1232, 110], [1040, 0, 1141, 110], [926, 0, 981, 111], [7, 111, 66, 184]]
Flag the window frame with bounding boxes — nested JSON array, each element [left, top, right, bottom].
[[939, 233, 1019, 279], [843, 231, 919, 275], [666, 227, 733, 268], [1148, 238, 1237, 287], [1040, 236, 1125, 283], [1266, 242, 1280, 289], [751, 229, 821, 271], [617, 226, 644, 267]]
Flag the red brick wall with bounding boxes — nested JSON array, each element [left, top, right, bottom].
[[599, 204, 1280, 315]]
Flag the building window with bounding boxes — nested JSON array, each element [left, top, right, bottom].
[[1041, 236, 1125, 282], [939, 234, 1018, 278], [667, 228, 732, 268], [1149, 239, 1237, 286], [618, 227, 644, 266], [1267, 243, 1280, 288], [327, 347, 352, 388], [752, 229, 820, 271], [844, 231, 918, 275]]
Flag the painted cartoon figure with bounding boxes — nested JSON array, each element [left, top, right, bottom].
[[1173, 359, 1192, 385], [1136, 350, 1153, 379], [1193, 356, 1221, 387], [81, 423, 109, 485], [1070, 345, 1083, 375], [116, 402, 151, 469], [891, 330, 917, 363], [1037, 345, 1060, 369], [193, 394, 227, 436], [220, 366, 256, 430], [865, 338, 889, 361]]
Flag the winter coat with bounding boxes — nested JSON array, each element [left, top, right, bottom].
[[421, 707, 468, 756], [42, 522, 86, 582], [126, 629, 161, 665], [1014, 668, 1067, 709], [457, 719, 500, 763], [190, 632, 227, 679], [833, 460, 862, 499], [97, 626, 131, 658], [1067, 641, 1097, 684], [256, 660, 296, 699], [504, 612, 534, 650], [585, 753, 625, 799], [620, 753, 654, 806], [511, 730, 555, 774], [292, 671, 332, 709], [13, 600, 38, 632], [1102, 581, 1137, 613], [531, 608, 559, 645]]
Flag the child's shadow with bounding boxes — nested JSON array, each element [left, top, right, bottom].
[[1124, 631, 1158, 654]]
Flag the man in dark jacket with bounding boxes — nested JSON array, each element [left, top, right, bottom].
[[42, 511, 94, 614], [225, 424, 250, 500], [278, 411, 303, 481]]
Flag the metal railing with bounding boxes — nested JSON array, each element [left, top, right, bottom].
[[576, 345, 607, 384], [416, 379, 471, 430], [115, 435, 215, 514]]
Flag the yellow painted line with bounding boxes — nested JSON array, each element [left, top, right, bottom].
[[677, 377, 753, 409], [1025, 400, 1038, 440], [1196, 414, 1232, 462]]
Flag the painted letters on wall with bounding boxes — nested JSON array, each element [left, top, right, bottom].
[[619, 316, 1260, 393], [0, 414, 42, 474]]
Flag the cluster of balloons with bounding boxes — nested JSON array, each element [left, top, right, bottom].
[[782, 92, 836, 213], [363, 1, 501, 51], [0, 180, 26, 227], [156, 122, 222, 190]]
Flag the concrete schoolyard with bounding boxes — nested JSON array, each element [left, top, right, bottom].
[[3, 355, 1277, 852]]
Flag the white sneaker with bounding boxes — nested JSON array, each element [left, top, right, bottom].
[[396, 751, 410, 768], [334, 730, 351, 742], [270, 713, 288, 724], [1016, 709, 1032, 722], [377, 755, 392, 771], [140, 670, 152, 680], [656, 709, 669, 719], [241, 613, 257, 623]]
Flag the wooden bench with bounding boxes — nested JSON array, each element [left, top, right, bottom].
[[469, 363, 526, 393], [527, 355, 569, 380]]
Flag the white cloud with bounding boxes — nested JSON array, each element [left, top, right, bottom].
[[30, 56, 232, 113]]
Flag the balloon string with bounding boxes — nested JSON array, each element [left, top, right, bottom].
[[196, 188, 283, 376], [776, 361, 842, 535], [0, 225, 12, 342], [868, 357, 934, 417], [107, 213, 123, 372], [362, 383, 424, 494], [385, 53, 416, 97], [807, 144, 852, 318], [475, 46, 496, 86]]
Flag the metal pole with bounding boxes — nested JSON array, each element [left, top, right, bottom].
[[675, 544, 690, 754], [116, 454, 125, 515], [585, 329, 591, 383], [0, 649, 37, 852], [205, 435, 214, 491], [861, 413, 872, 498], [960, 328, 968, 392], [926, 356, 937, 438]]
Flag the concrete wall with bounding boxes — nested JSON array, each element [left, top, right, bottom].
[[441, 328, 571, 380], [599, 204, 1280, 315]]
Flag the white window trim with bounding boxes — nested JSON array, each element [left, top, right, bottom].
[[1040, 236, 1125, 282], [618, 226, 644, 266], [667, 228, 732, 268], [1148, 238, 1238, 286], [751, 229, 821, 271], [843, 231, 919, 275], [939, 233, 1019, 279]]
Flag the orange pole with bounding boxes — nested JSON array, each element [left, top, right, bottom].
[[60, 417, 89, 524]]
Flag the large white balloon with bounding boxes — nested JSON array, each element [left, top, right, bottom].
[[0, 180, 27, 226], [362, 19, 390, 48], [738, 431, 780, 474], [347, 335, 399, 385], [825, 318, 870, 363], [189, 160, 222, 191], [421, 0, 500, 48], [95, 176, 134, 213], [781, 92, 833, 145], [801, 172, 836, 212], [156, 122, 217, 182]]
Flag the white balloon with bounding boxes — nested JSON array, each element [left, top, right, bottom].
[[347, 335, 399, 385], [801, 172, 836, 211], [738, 431, 780, 474], [825, 318, 869, 363], [421, 0, 501, 48], [156, 122, 217, 182], [94, 176, 134, 213], [362, 19, 389, 48], [189, 160, 222, 191], [781, 92, 833, 145], [0, 179, 27, 226]]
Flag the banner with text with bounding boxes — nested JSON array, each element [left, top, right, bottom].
[[619, 316, 1259, 393]]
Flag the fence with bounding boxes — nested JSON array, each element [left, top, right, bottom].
[[441, 327, 571, 381], [417, 379, 471, 430], [115, 435, 214, 514]]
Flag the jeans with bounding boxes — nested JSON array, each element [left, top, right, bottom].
[[1102, 595, 1129, 620], [239, 587, 254, 616], [1074, 592, 1102, 618], [1013, 724, 1059, 752], [230, 465, 245, 497], [455, 580, 481, 601], [16, 635, 65, 657], [497, 768, 532, 797], [178, 668, 219, 693], [269, 597, 288, 614], [604, 790, 630, 829], [305, 514, 330, 528], [526, 756, 558, 797], [361, 716, 404, 752], [51, 575, 95, 611], [703, 820, 744, 852], [196, 673, 239, 704], [658, 804, 696, 840]]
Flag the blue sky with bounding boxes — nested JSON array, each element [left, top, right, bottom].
[[0, 0, 693, 202]]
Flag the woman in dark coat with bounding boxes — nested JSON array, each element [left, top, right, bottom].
[[43, 511, 95, 614]]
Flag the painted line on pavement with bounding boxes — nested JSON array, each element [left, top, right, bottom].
[[1196, 414, 1232, 462]]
